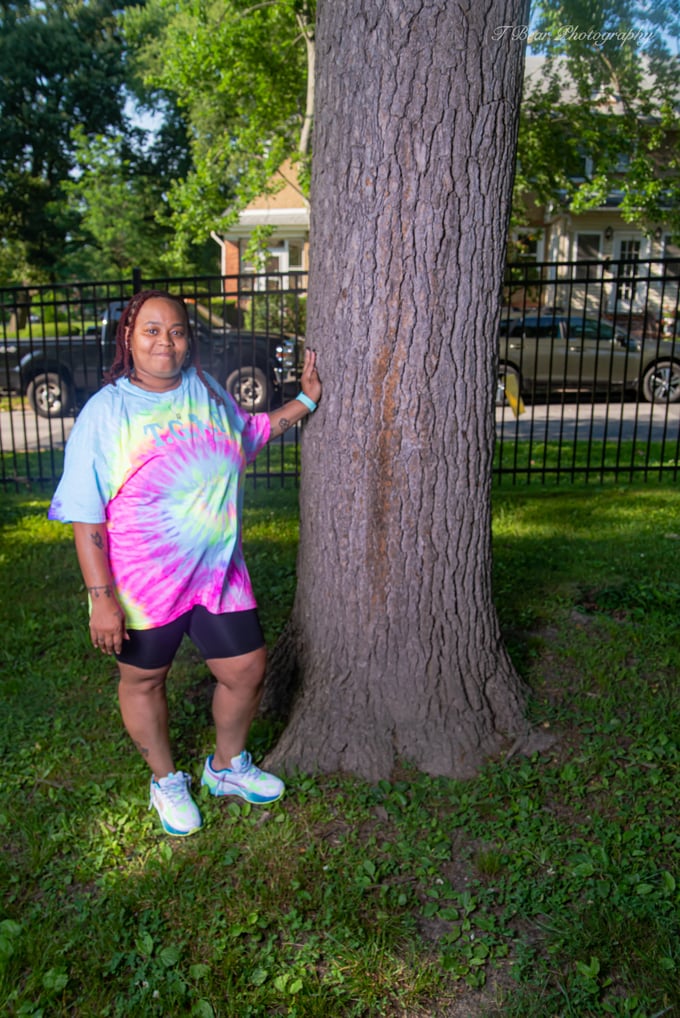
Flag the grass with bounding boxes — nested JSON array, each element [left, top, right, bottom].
[[1, 481, 679, 1017], [2, 437, 677, 494]]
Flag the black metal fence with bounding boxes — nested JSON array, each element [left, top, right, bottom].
[[0, 270, 308, 491], [497, 255, 679, 484], [1, 261, 678, 492]]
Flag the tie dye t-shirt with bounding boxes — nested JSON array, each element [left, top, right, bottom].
[[49, 368, 270, 630]]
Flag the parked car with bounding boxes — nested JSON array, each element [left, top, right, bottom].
[[0, 300, 301, 418], [496, 314, 680, 406]]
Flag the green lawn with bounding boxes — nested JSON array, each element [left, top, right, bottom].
[[0, 481, 678, 1017], [1, 437, 677, 493]]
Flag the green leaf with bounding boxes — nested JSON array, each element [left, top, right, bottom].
[[42, 966, 69, 993], [159, 945, 181, 967], [191, 1000, 215, 1018], [661, 871, 676, 894], [576, 956, 601, 979], [136, 932, 154, 958], [189, 963, 211, 980]]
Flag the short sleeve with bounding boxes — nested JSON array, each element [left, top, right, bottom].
[[48, 404, 109, 523]]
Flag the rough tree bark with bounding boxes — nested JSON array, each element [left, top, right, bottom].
[[264, 0, 532, 781]]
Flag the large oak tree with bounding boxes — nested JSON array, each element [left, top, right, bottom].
[[265, 0, 532, 782]]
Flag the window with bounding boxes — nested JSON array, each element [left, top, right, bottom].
[[508, 229, 544, 265], [288, 243, 303, 269], [522, 321, 560, 340], [616, 239, 641, 303], [663, 236, 680, 280], [575, 234, 602, 280], [566, 151, 593, 181]]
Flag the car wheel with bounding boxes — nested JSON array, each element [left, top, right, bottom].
[[641, 361, 680, 404], [496, 365, 521, 407], [225, 366, 269, 412], [26, 372, 72, 418]]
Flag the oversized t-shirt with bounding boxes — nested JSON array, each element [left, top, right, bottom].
[[49, 368, 270, 630]]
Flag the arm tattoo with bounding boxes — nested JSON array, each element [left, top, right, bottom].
[[88, 584, 114, 599], [90, 531, 104, 550], [278, 417, 291, 433]]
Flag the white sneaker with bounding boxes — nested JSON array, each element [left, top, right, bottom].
[[149, 771, 203, 836], [201, 752, 285, 804]]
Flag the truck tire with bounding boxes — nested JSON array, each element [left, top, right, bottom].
[[225, 366, 269, 413], [26, 372, 73, 419]]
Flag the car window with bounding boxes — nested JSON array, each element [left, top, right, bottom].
[[524, 321, 560, 339], [570, 319, 615, 341]]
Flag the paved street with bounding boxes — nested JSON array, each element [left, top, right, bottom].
[[1, 407, 75, 454], [1, 400, 678, 454], [495, 399, 679, 443]]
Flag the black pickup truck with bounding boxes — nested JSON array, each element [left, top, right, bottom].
[[1, 300, 300, 418]]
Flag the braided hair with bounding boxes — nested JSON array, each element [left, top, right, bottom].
[[105, 289, 225, 406]]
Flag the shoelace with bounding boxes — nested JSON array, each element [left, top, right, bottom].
[[214, 753, 259, 784], [236, 752, 255, 775], [159, 774, 192, 805]]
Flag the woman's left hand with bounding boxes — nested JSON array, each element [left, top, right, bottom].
[[266, 348, 322, 437], [300, 348, 322, 406]]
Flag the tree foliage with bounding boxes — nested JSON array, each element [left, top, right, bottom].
[[60, 130, 173, 278], [0, 0, 132, 279], [516, 0, 680, 237], [123, 0, 315, 264], [1, 0, 678, 281]]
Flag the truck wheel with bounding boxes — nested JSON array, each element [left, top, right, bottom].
[[26, 372, 72, 418], [225, 366, 269, 412]]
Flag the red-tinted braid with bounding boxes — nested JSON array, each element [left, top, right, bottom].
[[104, 289, 225, 408]]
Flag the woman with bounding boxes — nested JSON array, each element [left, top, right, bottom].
[[49, 289, 322, 836]]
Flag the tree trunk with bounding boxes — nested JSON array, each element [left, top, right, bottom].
[[265, 0, 532, 782]]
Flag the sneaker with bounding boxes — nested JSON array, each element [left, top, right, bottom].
[[201, 751, 285, 804], [149, 771, 203, 836]]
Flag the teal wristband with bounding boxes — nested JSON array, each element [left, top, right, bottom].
[[295, 392, 317, 413]]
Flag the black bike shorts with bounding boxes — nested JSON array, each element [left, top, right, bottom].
[[116, 605, 265, 670]]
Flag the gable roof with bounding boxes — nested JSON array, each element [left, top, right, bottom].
[[225, 160, 310, 239]]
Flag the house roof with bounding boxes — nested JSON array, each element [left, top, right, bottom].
[[224, 160, 310, 240]]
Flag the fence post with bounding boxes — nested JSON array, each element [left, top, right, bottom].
[[132, 267, 142, 294]]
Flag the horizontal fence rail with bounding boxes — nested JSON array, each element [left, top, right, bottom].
[[0, 261, 678, 492]]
